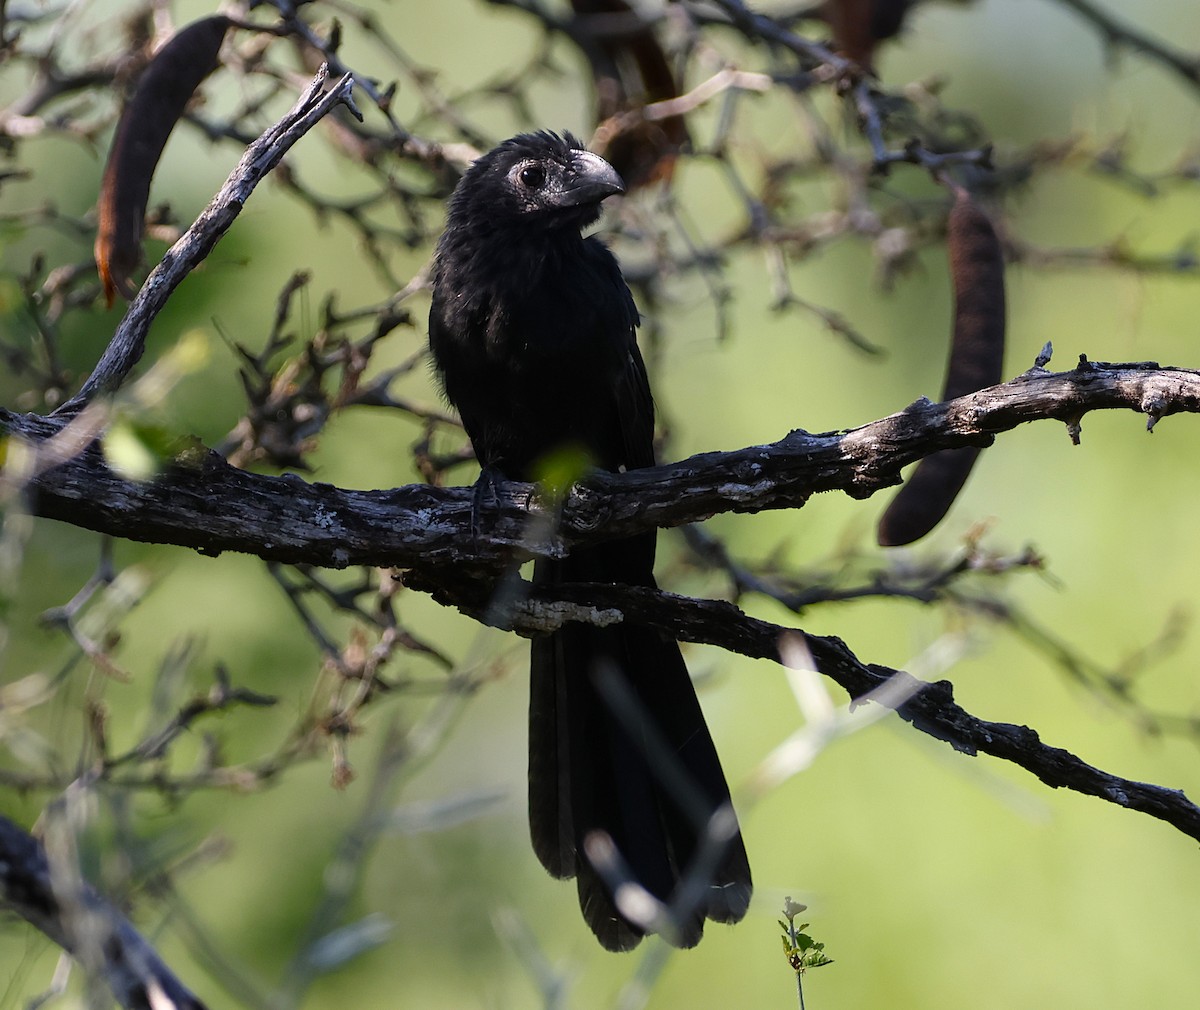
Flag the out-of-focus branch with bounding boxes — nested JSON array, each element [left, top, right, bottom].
[[0, 815, 208, 1010], [1048, 0, 1200, 92]]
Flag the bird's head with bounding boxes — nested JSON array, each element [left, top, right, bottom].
[[447, 131, 626, 235]]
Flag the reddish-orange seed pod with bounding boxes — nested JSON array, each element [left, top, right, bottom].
[[95, 16, 232, 307]]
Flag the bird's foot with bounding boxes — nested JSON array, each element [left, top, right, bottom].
[[471, 465, 505, 544]]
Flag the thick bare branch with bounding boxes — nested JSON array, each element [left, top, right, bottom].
[[9, 354, 1199, 569]]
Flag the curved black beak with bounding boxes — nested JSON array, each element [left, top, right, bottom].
[[556, 150, 626, 207]]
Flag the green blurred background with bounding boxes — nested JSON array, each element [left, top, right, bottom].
[[3, 0, 1200, 1007]]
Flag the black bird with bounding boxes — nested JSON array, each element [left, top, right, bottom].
[[428, 131, 751, 950]]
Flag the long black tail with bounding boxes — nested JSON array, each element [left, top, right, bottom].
[[528, 533, 752, 951]]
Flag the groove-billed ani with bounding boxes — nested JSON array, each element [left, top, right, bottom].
[[428, 131, 751, 950]]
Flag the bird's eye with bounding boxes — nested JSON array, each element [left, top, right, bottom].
[[518, 164, 546, 189]]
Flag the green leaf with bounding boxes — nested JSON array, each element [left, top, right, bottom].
[[532, 444, 594, 502], [103, 418, 165, 481]]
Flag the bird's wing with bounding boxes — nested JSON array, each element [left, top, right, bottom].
[[583, 237, 657, 475]]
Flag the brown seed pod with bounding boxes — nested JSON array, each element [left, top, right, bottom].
[[571, 0, 688, 191], [877, 189, 1007, 547], [870, 0, 913, 42], [824, 0, 913, 69], [941, 190, 1007, 402], [95, 16, 232, 307]]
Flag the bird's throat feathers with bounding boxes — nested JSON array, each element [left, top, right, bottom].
[[439, 223, 592, 300]]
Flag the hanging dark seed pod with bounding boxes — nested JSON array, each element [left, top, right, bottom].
[[95, 16, 232, 306], [571, 0, 688, 191], [824, 0, 914, 69], [877, 188, 1007, 546]]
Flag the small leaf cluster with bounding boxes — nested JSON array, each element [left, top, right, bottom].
[[780, 899, 834, 975]]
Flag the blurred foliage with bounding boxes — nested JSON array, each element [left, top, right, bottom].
[[1, 0, 1200, 1008]]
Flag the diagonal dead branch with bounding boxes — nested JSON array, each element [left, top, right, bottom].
[[56, 65, 358, 414], [477, 579, 1200, 844]]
